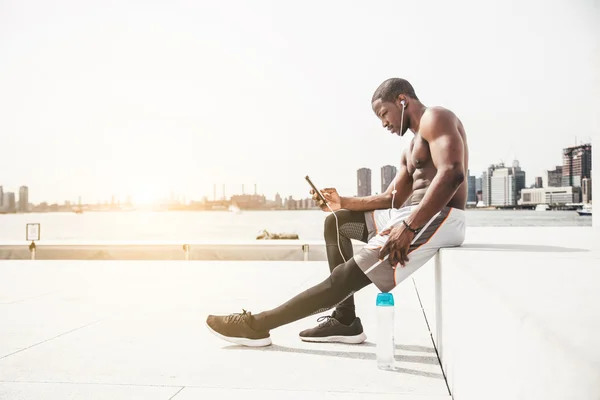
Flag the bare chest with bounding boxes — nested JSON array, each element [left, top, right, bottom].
[[406, 135, 432, 175]]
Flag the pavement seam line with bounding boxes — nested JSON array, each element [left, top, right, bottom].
[[0, 381, 181, 388], [168, 386, 186, 399], [0, 381, 452, 396], [0, 290, 59, 305], [411, 277, 452, 398], [0, 318, 104, 360]]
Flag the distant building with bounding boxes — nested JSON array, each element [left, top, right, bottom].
[[274, 193, 283, 208], [230, 194, 267, 210], [381, 165, 397, 194], [18, 186, 29, 213], [562, 144, 592, 187], [534, 177, 543, 188], [482, 164, 502, 206], [0, 186, 3, 208], [475, 177, 483, 202], [543, 166, 563, 188], [467, 169, 477, 204], [520, 187, 581, 205], [1, 192, 16, 213], [582, 177, 592, 204], [490, 161, 526, 206], [357, 168, 372, 197]]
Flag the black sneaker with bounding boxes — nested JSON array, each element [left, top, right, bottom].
[[299, 315, 367, 344], [206, 309, 272, 347]]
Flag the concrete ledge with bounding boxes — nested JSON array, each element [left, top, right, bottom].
[[3, 227, 597, 261], [0, 241, 338, 261], [412, 227, 600, 400]]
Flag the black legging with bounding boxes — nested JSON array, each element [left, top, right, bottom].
[[252, 210, 372, 331], [323, 210, 370, 320]]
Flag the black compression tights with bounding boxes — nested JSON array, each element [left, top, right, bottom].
[[252, 210, 372, 331], [324, 210, 370, 323]]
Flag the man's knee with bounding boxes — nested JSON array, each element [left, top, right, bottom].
[[324, 211, 343, 240], [330, 259, 368, 292]]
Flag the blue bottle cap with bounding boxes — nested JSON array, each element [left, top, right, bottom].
[[376, 292, 394, 306]]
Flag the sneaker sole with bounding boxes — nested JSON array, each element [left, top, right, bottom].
[[205, 322, 272, 347], [299, 332, 367, 344]]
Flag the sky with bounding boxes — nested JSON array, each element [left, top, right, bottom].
[[0, 0, 598, 205]]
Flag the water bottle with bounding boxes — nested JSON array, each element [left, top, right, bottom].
[[376, 292, 395, 370]]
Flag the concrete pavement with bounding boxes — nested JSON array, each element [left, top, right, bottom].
[[0, 261, 450, 399]]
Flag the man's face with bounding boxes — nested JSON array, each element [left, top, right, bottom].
[[372, 98, 406, 136]]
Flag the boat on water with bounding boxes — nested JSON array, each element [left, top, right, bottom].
[[535, 204, 550, 211], [576, 204, 592, 216]]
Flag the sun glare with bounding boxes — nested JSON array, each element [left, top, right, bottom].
[[133, 188, 160, 206]]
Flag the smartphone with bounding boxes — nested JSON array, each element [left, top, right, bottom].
[[305, 175, 328, 204]]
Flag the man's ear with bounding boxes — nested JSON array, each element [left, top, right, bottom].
[[396, 95, 407, 109]]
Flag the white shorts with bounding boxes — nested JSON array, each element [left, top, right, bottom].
[[354, 206, 466, 292]]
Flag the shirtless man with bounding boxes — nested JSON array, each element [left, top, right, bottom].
[[206, 78, 468, 347]]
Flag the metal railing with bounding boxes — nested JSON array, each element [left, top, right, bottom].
[[0, 240, 367, 261]]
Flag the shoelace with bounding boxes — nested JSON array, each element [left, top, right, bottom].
[[316, 315, 338, 327], [224, 309, 251, 324]]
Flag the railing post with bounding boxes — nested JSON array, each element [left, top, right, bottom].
[[182, 244, 190, 260], [302, 244, 309, 261], [29, 241, 36, 260]]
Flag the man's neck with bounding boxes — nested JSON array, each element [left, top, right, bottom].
[[407, 102, 427, 134]]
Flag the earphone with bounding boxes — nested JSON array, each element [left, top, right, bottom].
[[390, 99, 406, 210], [327, 98, 406, 264]]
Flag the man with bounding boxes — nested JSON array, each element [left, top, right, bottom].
[[206, 78, 468, 347]]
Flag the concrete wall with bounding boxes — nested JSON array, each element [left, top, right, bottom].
[[0, 241, 366, 261], [412, 228, 600, 400]]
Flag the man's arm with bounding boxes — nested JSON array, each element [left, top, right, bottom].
[[341, 151, 413, 211], [404, 111, 465, 229]]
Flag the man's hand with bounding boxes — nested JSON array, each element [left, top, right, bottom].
[[378, 223, 416, 267], [311, 188, 342, 212]]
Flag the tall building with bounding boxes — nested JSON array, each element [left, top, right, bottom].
[[489, 161, 526, 206], [534, 177, 543, 188], [582, 177, 592, 203], [2, 192, 16, 213], [475, 177, 483, 202], [482, 164, 502, 206], [467, 169, 477, 204], [0, 186, 3, 208], [357, 168, 372, 197], [512, 160, 527, 198], [381, 165, 397, 194], [18, 186, 29, 213], [543, 166, 563, 188], [562, 144, 592, 187]]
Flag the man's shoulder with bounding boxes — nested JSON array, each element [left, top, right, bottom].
[[420, 106, 459, 138], [421, 106, 457, 126]]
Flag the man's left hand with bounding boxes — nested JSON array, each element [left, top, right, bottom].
[[378, 223, 415, 268]]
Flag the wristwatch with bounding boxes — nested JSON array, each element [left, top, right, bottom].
[[402, 220, 420, 234]]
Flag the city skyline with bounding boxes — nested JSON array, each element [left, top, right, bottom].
[[0, 142, 593, 208], [0, 1, 597, 205]]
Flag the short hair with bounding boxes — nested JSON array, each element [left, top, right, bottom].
[[371, 78, 419, 104]]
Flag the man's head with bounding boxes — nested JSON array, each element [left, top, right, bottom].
[[371, 78, 419, 136]]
